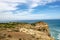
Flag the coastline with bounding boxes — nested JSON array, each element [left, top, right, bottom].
[[0, 21, 54, 40]]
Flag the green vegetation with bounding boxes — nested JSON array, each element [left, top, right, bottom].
[[0, 22, 42, 30], [0, 22, 32, 29], [0, 23, 16, 28]]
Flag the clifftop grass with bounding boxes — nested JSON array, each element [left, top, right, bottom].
[[0, 22, 54, 40]]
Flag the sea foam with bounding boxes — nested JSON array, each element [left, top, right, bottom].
[[57, 33, 60, 40]]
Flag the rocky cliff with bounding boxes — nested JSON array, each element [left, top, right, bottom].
[[0, 22, 54, 40]]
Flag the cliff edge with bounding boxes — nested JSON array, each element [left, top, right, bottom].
[[0, 22, 54, 40]]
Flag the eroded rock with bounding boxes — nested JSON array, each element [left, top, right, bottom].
[[0, 22, 54, 40]]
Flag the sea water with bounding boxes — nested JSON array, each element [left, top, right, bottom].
[[40, 19, 60, 40], [45, 20, 60, 40]]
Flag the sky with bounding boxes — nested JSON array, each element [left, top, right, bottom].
[[0, 0, 60, 21]]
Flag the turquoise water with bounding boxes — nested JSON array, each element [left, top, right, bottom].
[[40, 19, 60, 40]]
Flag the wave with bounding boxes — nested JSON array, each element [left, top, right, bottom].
[[50, 29, 60, 40], [57, 33, 60, 40]]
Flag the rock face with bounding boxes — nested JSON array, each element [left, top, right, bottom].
[[0, 22, 54, 40], [34, 22, 50, 36]]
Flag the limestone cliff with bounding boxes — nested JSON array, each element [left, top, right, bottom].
[[0, 22, 54, 40]]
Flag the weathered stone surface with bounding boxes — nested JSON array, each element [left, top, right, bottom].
[[34, 22, 50, 36], [20, 28, 54, 40], [0, 22, 54, 40]]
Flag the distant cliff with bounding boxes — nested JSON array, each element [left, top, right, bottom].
[[0, 22, 54, 40]]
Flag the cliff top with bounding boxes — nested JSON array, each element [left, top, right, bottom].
[[0, 21, 54, 40]]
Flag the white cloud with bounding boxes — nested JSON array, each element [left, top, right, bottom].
[[0, 12, 45, 20], [0, 11, 60, 21], [0, 0, 27, 3], [29, 0, 57, 8], [49, 5, 60, 8], [0, 1, 17, 12], [0, 0, 58, 11], [0, 0, 60, 21]]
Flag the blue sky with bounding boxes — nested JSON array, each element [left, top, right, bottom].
[[0, 0, 60, 21]]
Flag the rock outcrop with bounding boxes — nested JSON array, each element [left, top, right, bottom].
[[34, 22, 50, 36], [0, 22, 54, 40]]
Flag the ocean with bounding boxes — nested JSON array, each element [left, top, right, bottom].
[[0, 19, 60, 40], [16, 19, 60, 40], [39, 19, 60, 40]]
